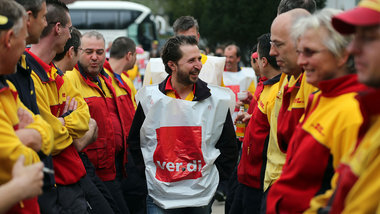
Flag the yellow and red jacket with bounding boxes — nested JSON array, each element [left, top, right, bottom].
[[264, 72, 317, 191], [323, 88, 380, 214], [0, 77, 53, 214], [27, 49, 89, 185], [266, 74, 367, 213], [66, 63, 133, 181], [237, 74, 281, 189], [103, 60, 137, 110]]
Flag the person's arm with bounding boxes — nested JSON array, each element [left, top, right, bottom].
[[61, 76, 90, 139], [0, 156, 43, 214], [127, 103, 146, 176], [8, 81, 53, 156], [215, 109, 238, 181], [73, 118, 98, 152]]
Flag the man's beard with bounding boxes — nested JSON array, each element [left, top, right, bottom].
[[177, 68, 200, 86]]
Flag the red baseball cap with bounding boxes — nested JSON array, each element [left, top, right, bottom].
[[332, 0, 380, 34]]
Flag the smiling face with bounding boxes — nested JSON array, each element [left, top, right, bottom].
[[224, 45, 240, 72], [348, 25, 380, 88], [297, 28, 347, 87], [171, 44, 202, 86]]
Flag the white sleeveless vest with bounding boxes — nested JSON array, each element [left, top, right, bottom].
[[136, 84, 234, 209]]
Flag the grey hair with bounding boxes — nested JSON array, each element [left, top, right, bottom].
[[82, 31, 105, 46], [291, 8, 352, 59], [0, 0, 27, 35]]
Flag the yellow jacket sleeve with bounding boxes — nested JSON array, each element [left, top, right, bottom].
[[0, 92, 40, 183], [61, 75, 90, 139], [7, 81, 54, 156], [121, 73, 137, 109]]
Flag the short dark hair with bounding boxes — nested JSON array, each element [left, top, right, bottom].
[[110, 37, 136, 59], [257, 33, 280, 70], [54, 27, 81, 61], [277, 0, 316, 14], [15, 0, 45, 18], [161, 35, 198, 75], [41, 0, 69, 38], [173, 16, 199, 35]]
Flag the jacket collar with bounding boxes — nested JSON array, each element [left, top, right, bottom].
[[158, 75, 211, 101], [318, 74, 367, 97], [24, 49, 64, 83], [263, 73, 282, 86]]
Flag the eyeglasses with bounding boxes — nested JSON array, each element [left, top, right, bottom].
[[270, 41, 285, 49], [296, 48, 328, 57], [79, 48, 105, 55]]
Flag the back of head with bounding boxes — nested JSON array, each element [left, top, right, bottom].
[[0, 0, 26, 35], [110, 37, 136, 59], [40, 0, 68, 38], [161, 35, 198, 75], [257, 33, 280, 70], [277, 0, 316, 14], [173, 16, 199, 35], [54, 27, 81, 61], [15, 0, 44, 18]]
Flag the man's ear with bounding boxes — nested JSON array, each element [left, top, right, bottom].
[[167, 61, 176, 72], [3, 30, 13, 49], [261, 57, 268, 68], [26, 11, 33, 29], [55, 23, 62, 36], [125, 51, 132, 62], [67, 46, 74, 59]]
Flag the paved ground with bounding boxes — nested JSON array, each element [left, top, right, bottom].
[[212, 201, 225, 214]]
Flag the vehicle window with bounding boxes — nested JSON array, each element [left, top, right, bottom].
[[88, 10, 118, 29], [70, 10, 87, 29]]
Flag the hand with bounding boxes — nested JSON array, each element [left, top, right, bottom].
[[234, 112, 251, 125], [62, 96, 78, 114], [11, 155, 44, 199], [241, 91, 253, 104], [17, 108, 34, 129]]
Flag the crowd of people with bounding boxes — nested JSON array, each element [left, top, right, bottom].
[[0, 0, 379, 213]]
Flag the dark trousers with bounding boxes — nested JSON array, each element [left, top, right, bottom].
[[260, 186, 270, 214], [122, 149, 147, 214], [39, 182, 88, 214], [80, 175, 115, 214], [225, 166, 239, 214], [104, 153, 130, 214], [80, 152, 120, 214], [38, 186, 63, 214], [56, 182, 88, 214], [229, 183, 263, 214]]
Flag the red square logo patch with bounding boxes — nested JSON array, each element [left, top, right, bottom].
[[154, 126, 205, 182]]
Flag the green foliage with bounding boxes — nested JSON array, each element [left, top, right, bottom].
[[165, 0, 279, 64], [128, 0, 326, 64]]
